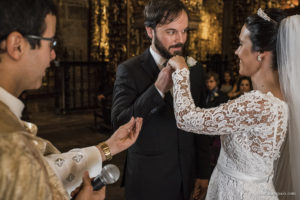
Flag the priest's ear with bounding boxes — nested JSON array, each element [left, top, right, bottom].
[[5, 32, 27, 61]]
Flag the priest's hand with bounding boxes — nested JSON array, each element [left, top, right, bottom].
[[105, 117, 143, 157], [71, 172, 106, 200]]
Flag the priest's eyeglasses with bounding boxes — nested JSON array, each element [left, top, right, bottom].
[[26, 35, 57, 50]]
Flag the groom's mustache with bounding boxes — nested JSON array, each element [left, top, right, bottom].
[[169, 43, 184, 50]]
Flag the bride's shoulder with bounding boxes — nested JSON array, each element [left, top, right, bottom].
[[243, 90, 287, 106], [234, 90, 271, 103], [237, 90, 261, 99]]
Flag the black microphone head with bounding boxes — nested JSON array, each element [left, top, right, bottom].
[[100, 164, 120, 184]]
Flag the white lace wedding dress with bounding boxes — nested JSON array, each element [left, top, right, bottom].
[[172, 68, 289, 200]]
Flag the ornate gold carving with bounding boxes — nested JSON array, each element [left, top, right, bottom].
[[108, 0, 128, 71], [89, 0, 109, 62], [183, 0, 203, 15], [100, 1, 110, 61], [267, 0, 299, 9], [187, 0, 223, 61], [127, 0, 151, 58]]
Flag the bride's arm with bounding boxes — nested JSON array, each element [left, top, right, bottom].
[[172, 68, 270, 135]]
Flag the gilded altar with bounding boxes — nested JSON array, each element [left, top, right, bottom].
[[56, 0, 299, 71]]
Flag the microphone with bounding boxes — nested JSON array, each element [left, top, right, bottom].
[[71, 164, 120, 199], [92, 164, 120, 190]]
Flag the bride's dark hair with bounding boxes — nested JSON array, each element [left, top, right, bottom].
[[245, 8, 287, 70]]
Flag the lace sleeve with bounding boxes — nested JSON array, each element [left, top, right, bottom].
[[172, 68, 277, 136]]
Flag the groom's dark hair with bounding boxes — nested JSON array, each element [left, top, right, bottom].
[[144, 0, 189, 29]]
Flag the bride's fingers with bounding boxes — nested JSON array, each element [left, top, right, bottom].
[[167, 63, 176, 70], [166, 60, 177, 70], [168, 57, 183, 69]]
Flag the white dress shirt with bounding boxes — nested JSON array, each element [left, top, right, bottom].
[[0, 87, 24, 119], [149, 46, 167, 98]]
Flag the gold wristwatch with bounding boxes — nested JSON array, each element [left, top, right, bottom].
[[98, 142, 112, 161]]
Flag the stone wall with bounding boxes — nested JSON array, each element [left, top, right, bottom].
[[56, 0, 89, 61]]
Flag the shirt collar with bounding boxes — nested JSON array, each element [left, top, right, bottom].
[[211, 87, 218, 93], [149, 46, 167, 70], [0, 87, 24, 120]]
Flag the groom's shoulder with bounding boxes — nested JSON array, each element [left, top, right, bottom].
[[119, 56, 138, 67], [118, 51, 147, 70], [116, 56, 140, 75], [190, 61, 205, 73]]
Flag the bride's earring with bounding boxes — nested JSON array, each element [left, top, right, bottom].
[[257, 55, 262, 62]]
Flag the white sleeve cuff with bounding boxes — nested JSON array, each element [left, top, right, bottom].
[[155, 86, 165, 98], [44, 146, 102, 195]]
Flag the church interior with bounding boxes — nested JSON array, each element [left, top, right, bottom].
[[23, 0, 299, 199]]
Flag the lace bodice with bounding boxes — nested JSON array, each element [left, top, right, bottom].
[[172, 68, 289, 199]]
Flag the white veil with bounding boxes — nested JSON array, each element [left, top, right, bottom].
[[276, 15, 300, 199]]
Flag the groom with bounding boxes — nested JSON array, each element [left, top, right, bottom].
[[111, 0, 210, 199]]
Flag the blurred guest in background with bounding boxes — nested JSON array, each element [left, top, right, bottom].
[[205, 72, 229, 108], [228, 76, 253, 99], [219, 71, 234, 95]]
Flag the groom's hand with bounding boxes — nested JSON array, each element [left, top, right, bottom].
[[155, 65, 174, 94]]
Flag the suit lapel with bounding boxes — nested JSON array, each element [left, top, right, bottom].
[[140, 48, 160, 82]]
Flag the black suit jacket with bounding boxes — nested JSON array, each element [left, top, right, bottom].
[[111, 49, 210, 200]]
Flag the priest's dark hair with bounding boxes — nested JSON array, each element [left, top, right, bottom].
[[0, 0, 57, 53]]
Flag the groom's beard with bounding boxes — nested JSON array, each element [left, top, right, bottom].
[[154, 33, 185, 59]]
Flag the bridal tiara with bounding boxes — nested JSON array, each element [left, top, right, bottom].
[[257, 8, 277, 24]]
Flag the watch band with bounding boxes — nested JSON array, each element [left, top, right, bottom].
[[98, 142, 112, 161]]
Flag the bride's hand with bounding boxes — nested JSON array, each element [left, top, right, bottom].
[[167, 55, 188, 70]]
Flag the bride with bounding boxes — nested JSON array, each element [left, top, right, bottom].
[[168, 9, 300, 200]]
